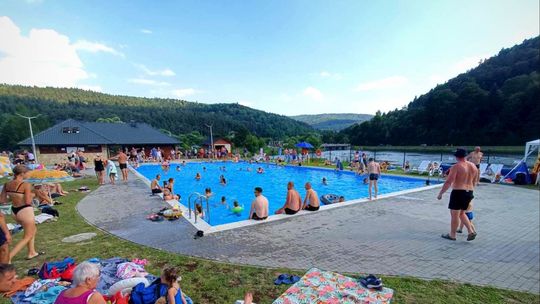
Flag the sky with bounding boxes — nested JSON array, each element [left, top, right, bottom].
[[0, 0, 538, 116]]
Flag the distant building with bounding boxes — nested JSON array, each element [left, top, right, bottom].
[[19, 119, 179, 164], [202, 138, 232, 154]]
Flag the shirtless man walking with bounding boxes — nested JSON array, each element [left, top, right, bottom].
[[302, 182, 320, 211], [275, 181, 302, 215], [249, 187, 269, 220], [438, 148, 478, 241], [367, 158, 381, 200], [115, 150, 129, 182], [466, 146, 483, 185]]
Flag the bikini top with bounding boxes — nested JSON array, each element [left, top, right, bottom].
[[4, 182, 25, 195]]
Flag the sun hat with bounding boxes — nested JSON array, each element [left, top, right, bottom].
[[454, 148, 467, 158]]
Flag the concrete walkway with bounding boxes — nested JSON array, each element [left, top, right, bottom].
[[77, 177, 540, 294]]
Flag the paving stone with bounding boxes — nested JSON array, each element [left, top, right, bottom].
[[77, 177, 540, 294]]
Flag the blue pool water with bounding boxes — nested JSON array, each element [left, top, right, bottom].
[[136, 162, 434, 226]]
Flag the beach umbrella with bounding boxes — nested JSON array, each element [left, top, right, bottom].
[[0, 157, 12, 177], [295, 141, 314, 149], [25, 169, 74, 184]]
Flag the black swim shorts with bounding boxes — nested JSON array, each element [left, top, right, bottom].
[[151, 188, 162, 194], [119, 163, 127, 169], [305, 205, 319, 211], [284, 208, 299, 215], [369, 173, 379, 181], [448, 190, 474, 210], [251, 213, 268, 220]]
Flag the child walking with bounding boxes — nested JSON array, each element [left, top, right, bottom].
[[457, 200, 476, 234], [161, 267, 188, 304]]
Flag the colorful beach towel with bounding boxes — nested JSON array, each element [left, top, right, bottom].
[[272, 268, 394, 304]]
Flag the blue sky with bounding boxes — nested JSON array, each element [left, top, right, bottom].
[[0, 0, 538, 115]]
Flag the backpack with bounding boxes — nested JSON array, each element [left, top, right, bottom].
[[38, 257, 76, 279], [129, 278, 168, 304]]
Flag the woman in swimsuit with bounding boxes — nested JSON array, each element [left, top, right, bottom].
[[93, 154, 105, 185], [0, 165, 41, 261]]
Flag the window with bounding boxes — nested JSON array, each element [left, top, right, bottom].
[[72, 127, 80, 133], [39, 146, 66, 154], [62, 127, 71, 134]]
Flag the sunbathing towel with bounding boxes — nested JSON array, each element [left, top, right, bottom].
[[34, 213, 54, 224], [272, 268, 393, 304]]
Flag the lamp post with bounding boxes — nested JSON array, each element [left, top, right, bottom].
[[205, 123, 214, 159], [16, 113, 41, 163]]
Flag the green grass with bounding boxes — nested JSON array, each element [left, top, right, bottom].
[[1, 178, 538, 303]]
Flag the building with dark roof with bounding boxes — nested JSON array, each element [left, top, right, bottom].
[[19, 119, 179, 164]]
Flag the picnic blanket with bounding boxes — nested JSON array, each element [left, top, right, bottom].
[[272, 268, 394, 304]]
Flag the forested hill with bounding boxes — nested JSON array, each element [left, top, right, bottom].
[[0, 85, 314, 149], [341, 36, 540, 146], [291, 113, 373, 131]]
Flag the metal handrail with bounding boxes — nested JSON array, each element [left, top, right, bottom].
[[188, 192, 203, 219], [188, 192, 210, 224]]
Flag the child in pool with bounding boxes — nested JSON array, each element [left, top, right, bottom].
[[457, 200, 476, 234], [160, 267, 188, 304], [221, 196, 227, 205], [195, 204, 205, 219], [230, 201, 244, 215], [195, 173, 201, 180]]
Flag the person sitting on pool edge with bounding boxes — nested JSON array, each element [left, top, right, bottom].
[[302, 182, 320, 211], [249, 187, 268, 220], [275, 181, 302, 215]]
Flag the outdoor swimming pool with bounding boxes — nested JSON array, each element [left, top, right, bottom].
[[136, 162, 437, 227]]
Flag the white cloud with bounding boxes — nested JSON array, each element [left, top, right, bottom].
[[76, 85, 102, 92], [354, 76, 408, 91], [318, 71, 343, 80], [172, 88, 197, 98], [302, 86, 324, 101], [73, 40, 124, 57], [140, 29, 152, 34], [135, 64, 175, 76], [128, 78, 170, 86], [0, 16, 88, 87]]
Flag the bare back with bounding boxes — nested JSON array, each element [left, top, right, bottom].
[[286, 189, 302, 210], [367, 162, 380, 174], [1, 180, 33, 207], [447, 161, 478, 191], [251, 195, 269, 218], [118, 152, 128, 164]]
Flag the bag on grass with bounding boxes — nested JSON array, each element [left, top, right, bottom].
[[129, 278, 167, 304], [38, 257, 76, 279]]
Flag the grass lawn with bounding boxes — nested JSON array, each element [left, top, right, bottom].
[[1, 177, 538, 303]]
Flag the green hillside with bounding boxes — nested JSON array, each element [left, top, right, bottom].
[[0, 85, 314, 150], [341, 36, 540, 146], [291, 113, 373, 131]]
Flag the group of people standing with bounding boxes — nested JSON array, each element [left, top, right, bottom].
[[93, 151, 130, 185]]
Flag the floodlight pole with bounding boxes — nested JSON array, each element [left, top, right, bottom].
[[16, 113, 41, 163], [205, 123, 214, 159]]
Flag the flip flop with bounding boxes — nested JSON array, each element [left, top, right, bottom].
[[274, 274, 288, 285], [441, 234, 456, 241], [289, 275, 300, 284], [467, 232, 477, 241], [26, 252, 45, 260]]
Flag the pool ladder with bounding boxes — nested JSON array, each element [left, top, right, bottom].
[[187, 192, 210, 224]]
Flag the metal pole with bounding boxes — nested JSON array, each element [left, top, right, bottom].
[[403, 151, 406, 168], [16, 113, 41, 163]]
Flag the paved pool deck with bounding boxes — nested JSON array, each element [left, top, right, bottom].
[[77, 175, 540, 294]]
